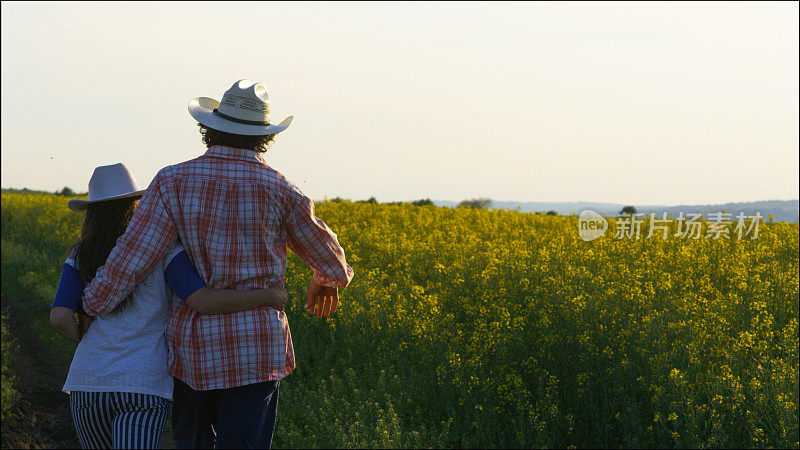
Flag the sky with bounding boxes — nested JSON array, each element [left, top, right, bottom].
[[1, 1, 798, 205]]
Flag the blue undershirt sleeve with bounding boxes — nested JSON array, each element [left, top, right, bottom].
[[164, 250, 206, 303], [51, 263, 85, 313]]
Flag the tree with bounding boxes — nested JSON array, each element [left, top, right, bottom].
[[458, 197, 492, 209], [546, 210, 558, 216], [58, 187, 75, 196], [411, 198, 434, 206], [619, 205, 637, 215], [357, 197, 377, 204]]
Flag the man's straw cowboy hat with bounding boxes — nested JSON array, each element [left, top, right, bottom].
[[68, 163, 145, 213], [188, 79, 293, 136]]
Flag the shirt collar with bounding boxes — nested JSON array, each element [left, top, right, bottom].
[[204, 145, 267, 165]]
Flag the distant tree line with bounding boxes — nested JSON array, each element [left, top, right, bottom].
[[331, 197, 437, 206], [382, 198, 436, 206], [327, 197, 495, 209], [1, 187, 83, 196], [458, 197, 492, 209]]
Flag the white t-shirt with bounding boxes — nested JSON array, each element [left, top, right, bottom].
[[62, 242, 185, 400]]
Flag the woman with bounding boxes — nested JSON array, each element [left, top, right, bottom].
[[49, 163, 287, 449]]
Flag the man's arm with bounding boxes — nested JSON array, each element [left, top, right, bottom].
[[286, 195, 354, 287], [82, 170, 178, 316], [286, 195, 354, 316]]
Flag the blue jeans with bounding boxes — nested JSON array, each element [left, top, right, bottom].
[[172, 377, 280, 449]]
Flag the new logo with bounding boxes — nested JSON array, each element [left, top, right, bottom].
[[578, 210, 608, 241]]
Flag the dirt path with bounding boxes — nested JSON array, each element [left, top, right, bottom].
[[0, 301, 176, 449], [1, 301, 79, 449]]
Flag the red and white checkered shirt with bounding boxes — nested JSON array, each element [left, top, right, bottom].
[[82, 145, 354, 390]]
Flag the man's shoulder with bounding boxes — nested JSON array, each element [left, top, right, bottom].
[[146, 158, 194, 184], [263, 168, 306, 199], [156, 156, 203, 177], [155, 155, 306, 200]]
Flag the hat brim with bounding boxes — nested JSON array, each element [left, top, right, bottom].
[[68, 190, 145, 213], [188, 97, 293, 136]]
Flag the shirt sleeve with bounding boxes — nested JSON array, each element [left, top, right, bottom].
[[51, 263, 85, 313], [164, 250, 207, 302], [286, 194, 354, 288], [82, 169, 178, 316]]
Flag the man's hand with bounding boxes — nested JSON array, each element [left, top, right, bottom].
[[77, 313, 94, 340], [306, 278, 338, 317], [50, 307, 83, 342]]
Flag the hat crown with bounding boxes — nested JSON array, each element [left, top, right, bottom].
[[187, 79, 293, 136], [217, 79, 271, 123], [87, 163, 141, 202]]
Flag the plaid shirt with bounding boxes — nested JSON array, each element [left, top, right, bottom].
[[82, 145, 354, 390]]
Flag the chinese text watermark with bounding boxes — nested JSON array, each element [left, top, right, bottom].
[[578, 211, 763, 241]]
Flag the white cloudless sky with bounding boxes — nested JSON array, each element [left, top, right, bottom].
[[2, 1, 798, 204]]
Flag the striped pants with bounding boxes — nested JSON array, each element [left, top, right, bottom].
[[69, 391, 171, 449]]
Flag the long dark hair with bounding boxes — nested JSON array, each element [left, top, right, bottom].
[[71, 197, 139, 286]]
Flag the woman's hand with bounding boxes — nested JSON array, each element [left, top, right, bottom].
[[268, 287, 288, 311]]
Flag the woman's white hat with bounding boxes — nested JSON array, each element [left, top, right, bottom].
[[68, 163, 145, 213], [188, 79, 293, 136]]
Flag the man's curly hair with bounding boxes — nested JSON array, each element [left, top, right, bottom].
[[198, 124, 276, 153]]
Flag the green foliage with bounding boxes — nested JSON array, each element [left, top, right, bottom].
[[620, 205, 638, 215], [458, 197, 492, 209], [1, 193, 82, 362], [1, 191, 798, 448], [384, 199, 435, 207], [1, 314, 19, 421]]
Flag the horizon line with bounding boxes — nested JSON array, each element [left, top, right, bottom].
[[5, 186, 796, 208]]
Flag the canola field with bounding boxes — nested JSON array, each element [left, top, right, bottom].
[[1, 190, 798, 448]]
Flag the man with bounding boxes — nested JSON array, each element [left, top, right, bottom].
[[82, 79, 354, 449]]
